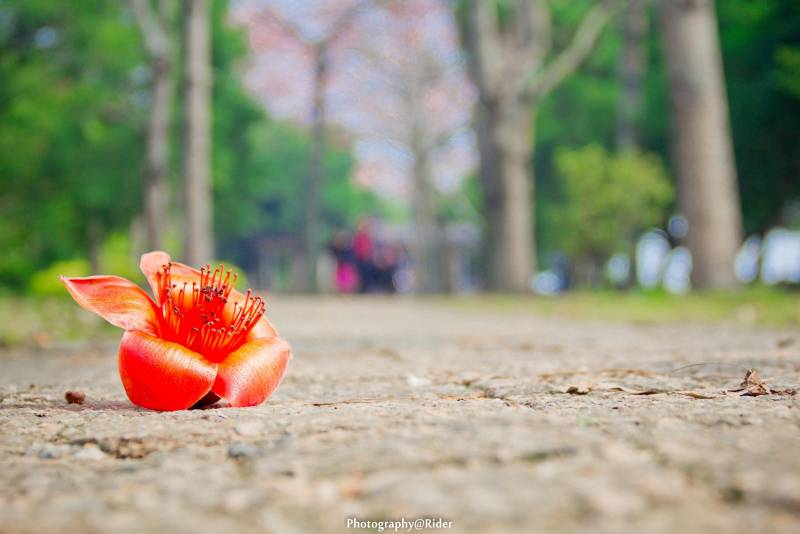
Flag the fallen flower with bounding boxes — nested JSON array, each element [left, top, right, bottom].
[[61, 251, 292, 411]]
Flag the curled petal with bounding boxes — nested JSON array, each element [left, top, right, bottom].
[[212, 337, 292, 407], [61, 276, 160, 336], [140, 251, 202, 303], [139, 251, 171, 299], [118, 330, 217, 411]]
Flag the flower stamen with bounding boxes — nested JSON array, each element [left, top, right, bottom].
[[155, 263, 264, 360]]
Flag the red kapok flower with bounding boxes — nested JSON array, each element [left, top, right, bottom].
[[61, 251, 292, 411]]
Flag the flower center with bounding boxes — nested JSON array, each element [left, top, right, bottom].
[[154, 263, 265, 360]]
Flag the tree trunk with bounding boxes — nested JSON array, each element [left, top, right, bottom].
[[183, 0, 213, 265], [660, 0, 742, 288], [411, 147, 444, 294], [145, 54, 171, 251], [302, 46, 327, 293], [476, 99, 535, 292], [462, 0, 615, 293], [616, 0, 648, 152], [131, 0, 174, 252]]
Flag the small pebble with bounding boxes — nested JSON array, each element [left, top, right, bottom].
[[235, 420, 263, 437], [27, 443, 70, 460], [73, 444, 106, 461], [406, 375, 432, 387], [228, 442, 259, 459], [65, 390, 86, 405]]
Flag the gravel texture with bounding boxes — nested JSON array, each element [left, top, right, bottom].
[[1, 296, 799, 533]]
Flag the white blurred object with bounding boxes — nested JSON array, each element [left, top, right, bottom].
[[531, 270, 562, 295], [406, 375, 432, 387], [606, 253, 631, 286], [663, 246, 692, 294], [636, 230, 670, 288], [761, 228, 800, 285], [734, 235, 761, 284], [667, 214, 689, 239]]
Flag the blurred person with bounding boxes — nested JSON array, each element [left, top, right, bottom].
[[352, 218, 375, 293], [329, 230, 359, 293], [371, 242, 403, 293]]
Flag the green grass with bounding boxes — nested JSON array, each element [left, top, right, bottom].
[[443, 288, 800, 328], [0, 297, 117, 347]]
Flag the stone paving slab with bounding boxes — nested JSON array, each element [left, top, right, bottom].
[[1, 296, 799, 533]]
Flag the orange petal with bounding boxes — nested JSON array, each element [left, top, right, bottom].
[[118, 330, 217, 411], [248, 317, 278, 340], [212, 337, 292, 407], [61, 275, 160, 336], [139, 251, 202, 302]]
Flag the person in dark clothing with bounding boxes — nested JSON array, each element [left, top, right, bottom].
[[370, 242, 403, 293]]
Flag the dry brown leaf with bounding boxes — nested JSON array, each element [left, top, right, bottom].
[[596, 382, 664, 395], [679, 391, 719, 399], [768, 387, 797, 396], [729, 369, 770, 397]]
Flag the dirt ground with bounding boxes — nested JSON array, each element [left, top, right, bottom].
[[1, 296, 799, 533]]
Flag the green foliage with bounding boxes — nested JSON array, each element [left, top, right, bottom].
[[0, 0, 145, 288], [533, 0, 623, 265], [534, 0, 800, 263], [774, 46, 800, 99], [28, 258, 89, 297], [716, 0, 800, 232], [551, 145, 672, 263], [100, 232, 142, 284], [0, 0, 385, 292]]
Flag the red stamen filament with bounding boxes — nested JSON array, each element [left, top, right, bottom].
[[155, 263, 265, 360]]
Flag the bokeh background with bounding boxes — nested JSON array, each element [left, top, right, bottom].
[[2, 0, 800, 343]]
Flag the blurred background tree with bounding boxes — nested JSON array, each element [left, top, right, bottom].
[[1, 0, 799, 295], [459, 0, 618, 292]]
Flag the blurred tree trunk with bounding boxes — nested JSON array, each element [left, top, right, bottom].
[[410, 138, 444, 294], [616, 0, 648, 152], [474, 101, 535, 292], [408, 67, 445, 294], [131, 0, 173, 252], [463, 0, 617, 292], [660, 0, 742, 288], [302, 45, 327, 293], [182, 0, 213, 265]]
